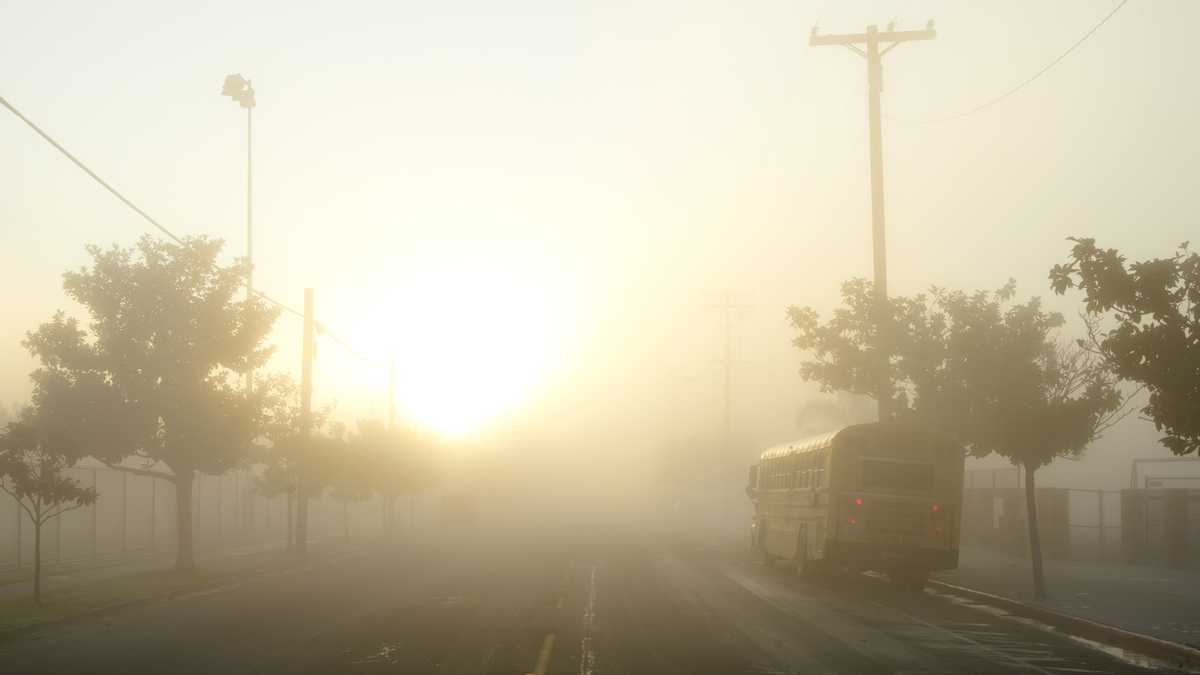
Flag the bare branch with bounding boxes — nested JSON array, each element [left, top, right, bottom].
[[99, 461, 174, 482], [0, 483, 37, 522], [1095, 384, 1148, 435], [40, 501, 90, 524]]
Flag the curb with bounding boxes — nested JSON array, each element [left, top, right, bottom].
[[928, 579, 1200, 673]]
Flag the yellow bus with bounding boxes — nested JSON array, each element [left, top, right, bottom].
[[746, 423, 963, 589]]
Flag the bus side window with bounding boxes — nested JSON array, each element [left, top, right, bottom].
[[816, 450, 827, 488]]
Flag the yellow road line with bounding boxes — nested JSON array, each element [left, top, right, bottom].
[[528, 632, 556, 675]]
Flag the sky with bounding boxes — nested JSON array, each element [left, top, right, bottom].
[[3, 0, 1198, 488]]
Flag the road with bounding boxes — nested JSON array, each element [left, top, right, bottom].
[[0, 521, 1171, 674]]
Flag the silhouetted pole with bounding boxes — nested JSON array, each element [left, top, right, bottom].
[[246, 102, 253, 328], [221, 74, 257, 393], [296, 288, 314, 557], [721, 297, 732, 447], [708, 292, 749, 449], [388, 355, 396, 433], [810, 22, 935, 423]]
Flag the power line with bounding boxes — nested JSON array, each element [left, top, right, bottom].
[[0, 93, 378, 365], [886, 0, 1128, 126], [1, 95, 183, 245]]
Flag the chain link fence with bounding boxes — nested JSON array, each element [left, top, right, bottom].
[[0, 463, 394, 572]]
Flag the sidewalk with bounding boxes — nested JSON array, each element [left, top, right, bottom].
[[0, 539, 288, 602], [934, 545, 1200, 649]]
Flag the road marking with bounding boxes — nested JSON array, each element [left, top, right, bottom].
[[579, 564, 598, 675], [527, 632, 556, 675]]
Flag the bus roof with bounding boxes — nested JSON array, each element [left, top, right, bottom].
[[758, 428, 843, 462], [757, 423, 956, 463]]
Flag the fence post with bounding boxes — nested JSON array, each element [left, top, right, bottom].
[[235, 471, 242, 545], [152, 477, 159, 552], [15, 493, 21, 569], [121, 471, 128, 560], [92, 468, 99, 561], [216, 474, 222, 551]]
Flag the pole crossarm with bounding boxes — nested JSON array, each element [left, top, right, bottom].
[[810, 28, 935, 48]]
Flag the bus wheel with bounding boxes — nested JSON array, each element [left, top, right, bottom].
[[891, 567, 928, 591], [794, 539, 813, 577], [757, 546, 777, 568]]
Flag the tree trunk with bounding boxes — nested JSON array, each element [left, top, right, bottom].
[[174, 470, 196, 572], [33, 516, 43, 605], [1023, 463, 1047, 599], [342, 498, 350, 541]]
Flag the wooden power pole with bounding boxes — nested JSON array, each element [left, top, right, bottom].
[[296, 288, 315, 557], [810, 22, 935, 423], [388, 354, 396, 433], [708, 292, 750, 450]]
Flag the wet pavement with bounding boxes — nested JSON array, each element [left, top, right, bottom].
[[0, 522, 1180, 674]]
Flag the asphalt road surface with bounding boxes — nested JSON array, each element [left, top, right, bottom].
[[0, 522, 1173, 674]]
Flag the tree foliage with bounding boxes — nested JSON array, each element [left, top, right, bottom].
[[23, 235, 279, 570], [0, 420, 98, 603], [788, 279, 1121, 464], [790, 278, 1124, 597], [0, 421, 97, 524], [1051, 237, 1200, 455]]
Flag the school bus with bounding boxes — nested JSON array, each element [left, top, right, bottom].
[[746, 423, 963, 588]]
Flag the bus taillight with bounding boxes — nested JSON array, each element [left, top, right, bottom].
[[929, 503, 948, 539]]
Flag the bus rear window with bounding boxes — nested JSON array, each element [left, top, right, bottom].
[[861, 460, 933, 492]]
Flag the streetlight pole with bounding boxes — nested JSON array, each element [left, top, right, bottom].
[[221, 73, 258, 392]]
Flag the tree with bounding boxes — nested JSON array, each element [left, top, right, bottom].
[[23, 236, 278, 571], [354, 420, 434, 536], [327, 429, 373, 541], [790, 279, 1123, 597], [1051, 237, 1200, 455], [0, 421, 98, 604], [258, 373, 341, 554]]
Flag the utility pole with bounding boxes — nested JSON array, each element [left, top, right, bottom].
[[296, 288, 314, 558], [810, 21, 935, 423], [388, 355, 396, 433], [707, 292, 750, 450]]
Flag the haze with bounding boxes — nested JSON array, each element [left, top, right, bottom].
[[2, 2, 1199, 674]]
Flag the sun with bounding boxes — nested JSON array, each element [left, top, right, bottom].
[[382, 251, 568, 438]]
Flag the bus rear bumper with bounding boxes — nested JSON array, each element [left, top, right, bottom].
[[826, 540, 958, 572]]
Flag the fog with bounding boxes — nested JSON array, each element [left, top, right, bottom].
[[3, 2, 1200, 673]]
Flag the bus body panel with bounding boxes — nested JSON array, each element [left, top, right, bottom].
[[748, 423, 963, 576]]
